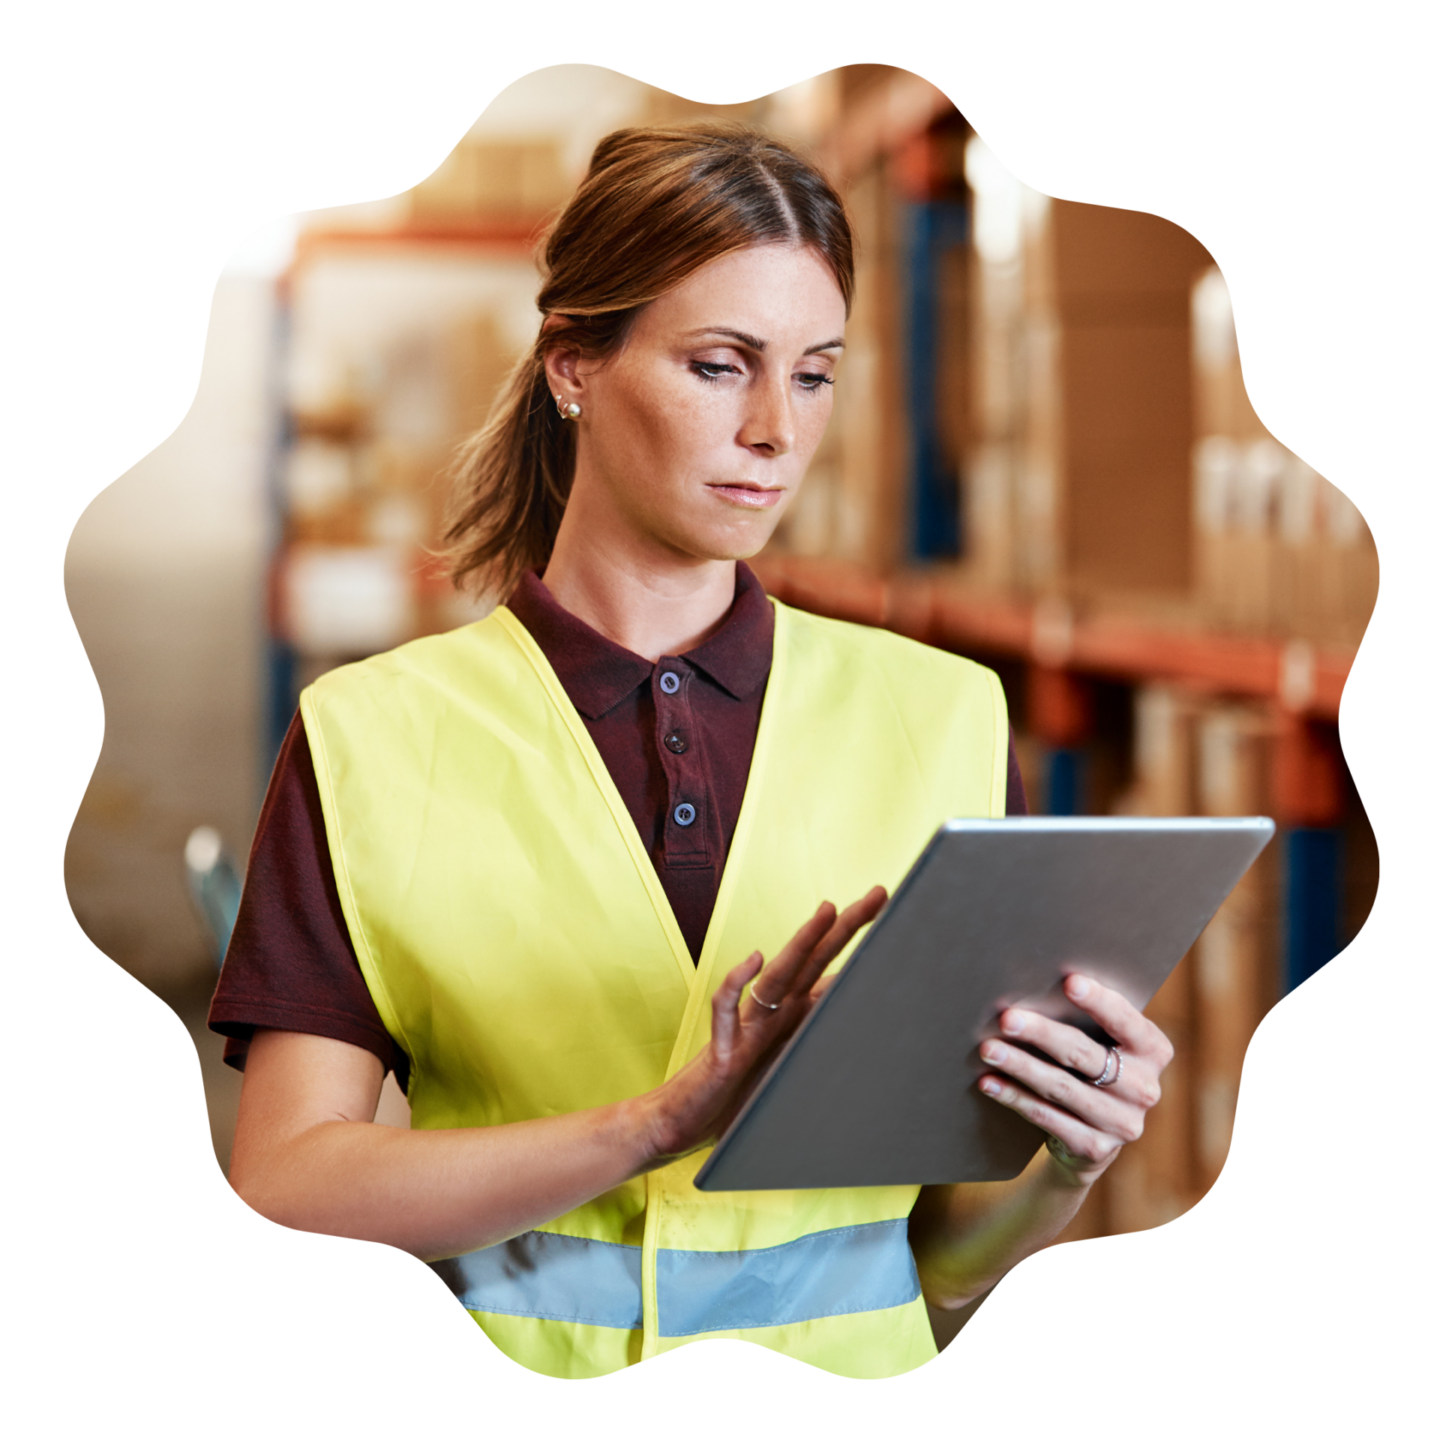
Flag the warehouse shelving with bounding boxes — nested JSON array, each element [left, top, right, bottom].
[[758, 71, 1377, 1250]]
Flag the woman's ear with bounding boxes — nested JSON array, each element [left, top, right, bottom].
[[542, 345, 581, 397], [540, 317, 585, 405]]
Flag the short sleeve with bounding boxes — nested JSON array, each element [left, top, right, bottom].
[[207, 713, 410, 1090]]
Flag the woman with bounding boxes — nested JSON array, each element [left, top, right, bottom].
[[211, 122, 1173, 1380]]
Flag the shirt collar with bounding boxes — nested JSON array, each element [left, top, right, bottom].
[[504, 562, 774, 721]]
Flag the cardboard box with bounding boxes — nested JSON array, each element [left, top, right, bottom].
[[1049, 201, 1206, 606], [1131, 682, 1200, 817]]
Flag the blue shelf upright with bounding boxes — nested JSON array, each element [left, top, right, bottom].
[[1283, 826, 1343, 993], [903, 199, 969, 562]]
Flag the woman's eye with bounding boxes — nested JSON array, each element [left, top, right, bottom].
[[689, 360, 833, 389]]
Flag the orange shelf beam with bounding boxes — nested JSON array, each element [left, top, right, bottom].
[[751, 554, 1355, 722], [290, 217, 544, 271]]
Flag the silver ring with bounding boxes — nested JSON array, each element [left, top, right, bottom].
[[1092, 1046, 1122, 1087], [748, 982, 782, 1012]]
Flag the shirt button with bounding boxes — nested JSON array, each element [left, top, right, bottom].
[[673, 802, 696, 827], [664, 732, 688, 754], [658, 670, 681, 695]]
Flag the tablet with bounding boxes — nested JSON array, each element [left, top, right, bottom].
[[693, 815, 1275, 1191]]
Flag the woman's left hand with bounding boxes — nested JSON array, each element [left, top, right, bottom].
[[976, 973, 1174, 1183]]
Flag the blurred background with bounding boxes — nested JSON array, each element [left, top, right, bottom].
[[64, 63, 1378, 1345]]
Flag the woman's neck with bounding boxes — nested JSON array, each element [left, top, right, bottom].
[[541, 522, 739, 663]]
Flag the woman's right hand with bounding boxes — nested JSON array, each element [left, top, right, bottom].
[[635, 886, 887, 1167], [228, 887, 885, 1260]]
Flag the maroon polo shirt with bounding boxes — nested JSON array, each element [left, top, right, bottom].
[[209, 563, 1027, 1088]]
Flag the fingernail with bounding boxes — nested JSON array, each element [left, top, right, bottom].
[[999, 1011, 1025, 1037], [981, 1041, 1008, 1065], [1068, 976, 1090, 999], [979, 1077, 1003, 1098]]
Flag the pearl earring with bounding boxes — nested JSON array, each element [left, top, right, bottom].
[[555, 395, 581, 420]]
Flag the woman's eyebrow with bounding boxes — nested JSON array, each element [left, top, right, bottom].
[[687, 327, 846, 354]]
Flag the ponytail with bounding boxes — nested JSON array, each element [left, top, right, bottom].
[[441, 347, 574, 601]]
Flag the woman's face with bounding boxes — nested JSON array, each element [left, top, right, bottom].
[[549, 243, 847, 564]]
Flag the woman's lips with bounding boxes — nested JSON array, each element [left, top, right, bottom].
[[707, 483, 785, 509]]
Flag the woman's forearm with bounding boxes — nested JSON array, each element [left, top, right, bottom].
[[908, 1148, 1100, 1310], [229, 1029, 673, 1261], [231, 915, 876, 1264], [233, 1099, 659, 1262]]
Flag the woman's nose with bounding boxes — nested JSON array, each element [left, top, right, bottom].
[[739, 375, 796, 457]]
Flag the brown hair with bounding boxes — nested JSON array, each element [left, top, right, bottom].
[[441, 120, 855, 598]]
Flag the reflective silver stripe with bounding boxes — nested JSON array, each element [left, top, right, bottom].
[[656, 1219, 920, 1336], [430, 1231, 642, 1329], [431, 1219, 919, 1336]]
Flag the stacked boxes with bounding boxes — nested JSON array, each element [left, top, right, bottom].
[[1049, 202, 1210, 598], [959, 145, 1215, 600], [961, 135, 1036, 590]]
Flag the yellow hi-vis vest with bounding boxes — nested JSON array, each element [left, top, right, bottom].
[[300, 597, 1009, 1379]]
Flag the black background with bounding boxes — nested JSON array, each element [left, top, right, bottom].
[[47, 47, 1393, 1393]]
